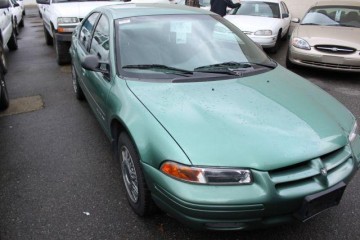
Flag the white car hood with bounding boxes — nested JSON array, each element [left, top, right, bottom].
[[225, 15, 280, 32], [52, 2, 121, 18]]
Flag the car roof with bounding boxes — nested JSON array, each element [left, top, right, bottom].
[[97, 3, 213, 19], [241, 0, 281, 4], [313, 1, 360, 7]]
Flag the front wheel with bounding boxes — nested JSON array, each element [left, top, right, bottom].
[[269, 31, 281, 53], [53, 30, 71, 65], [117, 132, 156, 216], [0, 42, 8, 74], [7, 30, 18, 51], [0, 73, 9, 110]]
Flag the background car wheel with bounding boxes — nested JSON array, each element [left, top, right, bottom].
[[53, 30, 71, 65], [72, 65, 84, 100], [269, 31, 281, 53], [44, 26, 53, 46], [19, 18, 24, 28], [0, 42, 8, 74], [7, 30, 18, 51], [0, 73, 9, 111], [286, 49, 297, 70], [13, 19, 19, 36], [117, 132, 156, 217]]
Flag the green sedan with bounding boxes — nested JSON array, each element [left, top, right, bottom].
[[70, 3, 360, 230]]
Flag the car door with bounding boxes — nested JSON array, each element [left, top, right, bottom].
[[0, 1, 12, 44], [84, 14, 112, 128], [280, 1, 291, 35]]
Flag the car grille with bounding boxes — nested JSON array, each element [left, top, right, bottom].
[[300, 60, 360, 70], [269, 146, 353, 195], [315, 45, 356, 54]]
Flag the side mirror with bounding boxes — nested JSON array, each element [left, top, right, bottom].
[[0, 0, 10, 8], [81, 55, 110, 76], [36, 0, 50, 4], [282, 13, 289, 19], [13, 2, 19, 7], [291, 18, 300, 23]]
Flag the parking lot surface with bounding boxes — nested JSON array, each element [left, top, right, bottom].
[[0, 7, 359, 240]]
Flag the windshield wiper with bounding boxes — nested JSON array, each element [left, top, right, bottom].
[[194, 61, 276, 71], [122, 64, 193, 76]]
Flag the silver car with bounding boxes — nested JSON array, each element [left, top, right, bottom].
[[287, 1, 360, 72]]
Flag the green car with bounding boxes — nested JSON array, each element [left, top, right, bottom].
[[70, 3, 360, 230]]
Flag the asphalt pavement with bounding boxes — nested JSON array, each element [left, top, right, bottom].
[[0, 6, 359, 240]]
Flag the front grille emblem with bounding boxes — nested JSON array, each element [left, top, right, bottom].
[[320, 168, 328, 176]]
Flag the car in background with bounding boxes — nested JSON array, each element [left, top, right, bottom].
[[174, 0, 211, 10], [225, 0, 291, 53], [9, 0, 24, 35], [286, 1, 360, 72], [70, 3, 359, 230], [0, 0, 18, 75], [35, 0, 124, 65], [16, 0, 25, 16]]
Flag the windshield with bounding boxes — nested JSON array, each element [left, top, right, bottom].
[[301, 6, 360, 28], [232, 2, 280, 18], [116, 14, 274, 81]]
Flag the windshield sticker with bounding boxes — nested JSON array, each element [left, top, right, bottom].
[[255, 4, 259, 13], [335, 10, 342, 22], [170, 21, 192, 33], [175, 32, 187, 44]]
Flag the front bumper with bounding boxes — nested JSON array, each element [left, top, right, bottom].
[[142, 144, 359, 230], [247, 35, 277, 48], [288, 45, 360, 72]]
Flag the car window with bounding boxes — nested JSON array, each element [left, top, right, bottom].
[[90, 15, 110, 62], [116, 14, 275, 80], [302, 6, 360, 28], [79, 12, 100, 50], [282, 2, 289, 14], [234, 2, 281, 18]]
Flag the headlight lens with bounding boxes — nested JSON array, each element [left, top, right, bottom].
[[254, 30, 272, 36], [57, 17, 79, 24], [160, 161, 252, 185], [349, 121, 358, 143], [292, 37, 311, 50]]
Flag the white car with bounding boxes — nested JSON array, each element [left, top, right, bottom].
[[225, 0, 291, 53], [0, 0, 18, 74], [36, 0, 124, 65], [16, 0, 25, 16], [9, 0, 24, 35]]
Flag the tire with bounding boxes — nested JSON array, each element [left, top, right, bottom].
[[269, 31, 281, 54], [285, 48, 297, 70], [282, 27, 289, 41], [0, 42, 8, 74], [0, 72, 9, 111], [13, 19, 19, 36], [44, 25, 53, 46], [117, 132, 156, 216], [72, 64, 85, 100], [19, 18, 24, 28], [53, 30, 71, 65], [7, 30, 18, 51], [39, 11, 42, 18]]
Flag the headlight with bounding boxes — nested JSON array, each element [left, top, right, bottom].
[[254, 30, 272, 36], [57, 17, 79, 24], [160, 161, 252, 185], [292, 37, 311, 50], [349, 121, 358, 143]]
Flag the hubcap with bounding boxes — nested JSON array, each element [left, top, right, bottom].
[[121, 146, 139, 203]]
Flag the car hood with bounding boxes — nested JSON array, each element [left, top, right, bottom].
[[293, 25, 360, 49], [52, 2, 120, 18], [126, 66, 354, 170], [224, 15, 280, 32]]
